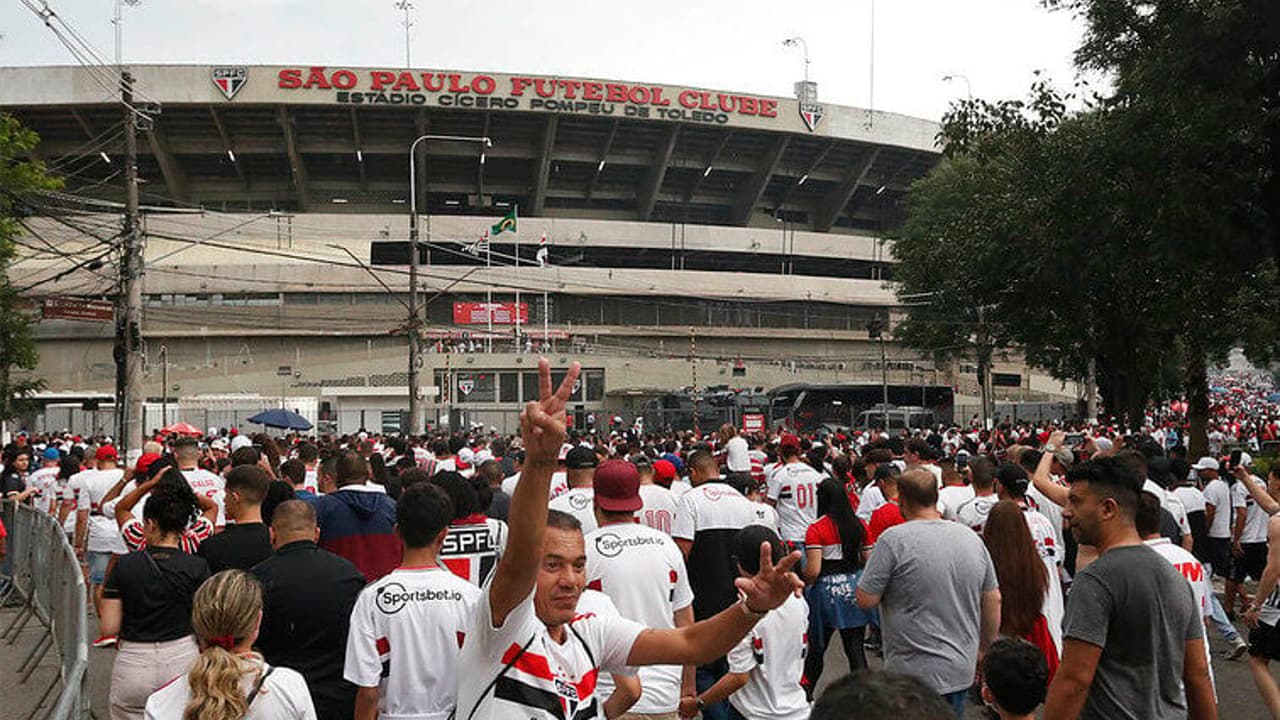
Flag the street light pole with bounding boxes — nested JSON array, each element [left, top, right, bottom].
[[781, 37, 810, 97], [394, 1, 413, 69], [407, 134, 491, 436], [942, 74, 973, 100]]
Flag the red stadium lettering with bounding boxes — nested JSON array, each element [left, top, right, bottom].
[[650, 87, 671, 106], [447, 74, 470, 93], [678, 90, 700, 109], [534, 78, 557, 98], [509, 77, 533, 96], [628, 86, 651, 104], [582, 82, 603, 101], [303, 67, 332, 89], [422, 73, 446, 92], [331, 70, 358, 90], [759, 99, 778, 117], [605, 84, 629, 103], [471, 75, 496, 94], [392, 72, 420, 92], [560, 80, 583, 98], [278, 68, 303, 89], [738, 96, 758, 115], [369, 71, 396, 90]]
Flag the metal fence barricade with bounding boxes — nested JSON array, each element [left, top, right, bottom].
[[1, 501, 90, 720]]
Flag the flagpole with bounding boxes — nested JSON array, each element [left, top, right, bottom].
[[506, 203, 512, 351], [486, 236, 493, 353]]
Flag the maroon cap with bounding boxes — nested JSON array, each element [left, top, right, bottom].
[[593, 460, 642, 513]]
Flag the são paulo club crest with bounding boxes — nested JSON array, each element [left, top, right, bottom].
[[457, 378, 475, 396], [211, 67, 248, 100], [799, 101, 825, 132]]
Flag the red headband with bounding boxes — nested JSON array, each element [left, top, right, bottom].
[[206, 635, 236, 650]]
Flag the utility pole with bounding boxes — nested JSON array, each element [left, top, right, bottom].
[[867, 317, 888, 430], [976, 305, 993, 430], [406, 134, 491, 435], [121, 71, 144, 456], [159, 344, 167, 428], [690, 326, 699, 435]]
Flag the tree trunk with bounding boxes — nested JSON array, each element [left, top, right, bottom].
[[1186, 350, 1210, 458]]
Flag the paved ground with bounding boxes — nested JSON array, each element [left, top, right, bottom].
[[2, 592, 1277, 719]]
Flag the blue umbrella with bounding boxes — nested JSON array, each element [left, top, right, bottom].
[[1269, 393, 1280, 403], [247, 408, 313, 431]]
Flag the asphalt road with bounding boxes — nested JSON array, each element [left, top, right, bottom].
[[2, 593, 1277, 719]]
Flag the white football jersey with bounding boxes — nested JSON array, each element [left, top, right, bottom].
[[441, 517, 509, 587], [344, 566, 481, 719], [549, 488, 598, 534], [766, 463, 823, 545], [586, 522, 693, 714], [726, 594, 809, 720], [71, 468, 126, 554], [457, 586, 644, 720], [636, 484, 680, 535], [183, 468, 227, 527]]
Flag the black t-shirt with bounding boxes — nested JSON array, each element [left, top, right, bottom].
[[103, 546, 210, 642], [253, 540, 366, 720], [198, 522, 273, 573]]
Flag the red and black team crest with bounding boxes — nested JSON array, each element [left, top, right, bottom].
[[799, 101, 825, 132], [211, 67, 248, 100]]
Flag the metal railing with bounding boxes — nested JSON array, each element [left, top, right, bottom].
[[1, 500, 90, 720]]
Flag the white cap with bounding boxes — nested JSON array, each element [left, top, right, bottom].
[[1240, 452, 1254, 468], [210, 437, 229, 450], [230, 435, 253, 452], [1191, 456, 1220, 471]]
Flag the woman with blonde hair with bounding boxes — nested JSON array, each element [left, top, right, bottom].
[[144, 570, 315, 720]]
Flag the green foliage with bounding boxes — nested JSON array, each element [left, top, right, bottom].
[[895, 0, 1276, 436], [0, 113, 61, 421]]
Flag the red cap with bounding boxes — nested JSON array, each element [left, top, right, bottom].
[[135, 452, 161, 475], [593, 460, 642, 513], [780, 433, 802, 450], [653, 459, 677, 482], [95, 445, 118, 461]]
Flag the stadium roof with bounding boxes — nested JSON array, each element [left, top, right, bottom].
[[2, 64, 941, 231]]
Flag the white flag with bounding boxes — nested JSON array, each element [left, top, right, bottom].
[[535, 233, 549, 267], [464, 230, 489, 256]]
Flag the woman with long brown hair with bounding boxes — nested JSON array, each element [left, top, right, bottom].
[[982, 500, 1059, 682], [144, 570, 315, 720]]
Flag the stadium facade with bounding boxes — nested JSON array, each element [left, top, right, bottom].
[[1, 64, 1077, 433]]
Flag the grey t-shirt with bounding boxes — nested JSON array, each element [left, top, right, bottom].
[[857, 519, 998, 694], [1062, 544, 1203, 720]]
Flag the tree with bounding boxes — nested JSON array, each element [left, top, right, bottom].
[[0, 114, 60, 422], [895, 1, 1277, 453]]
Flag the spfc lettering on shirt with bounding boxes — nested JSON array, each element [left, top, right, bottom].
[[441, 525, 498, 585]]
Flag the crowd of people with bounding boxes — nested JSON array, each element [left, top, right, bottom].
[[4, 363, 1280, 718]]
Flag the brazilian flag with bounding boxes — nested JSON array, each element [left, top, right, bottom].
[[491, 207, 517, 235]]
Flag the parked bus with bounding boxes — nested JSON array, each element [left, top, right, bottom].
[[767, 383, 955, 433]]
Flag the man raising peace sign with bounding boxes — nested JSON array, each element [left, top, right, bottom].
[[455, 359, 805, 720]]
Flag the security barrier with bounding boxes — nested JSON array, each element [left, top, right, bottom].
[[1, 500, 90, 720]]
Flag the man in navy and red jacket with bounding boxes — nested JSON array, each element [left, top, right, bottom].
[[306, 450, 399, 581]]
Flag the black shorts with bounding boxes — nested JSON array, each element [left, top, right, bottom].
[[1234, 542, 1268, 583], [1207, 537, 1234, 578], [1250, 621, 1280, 660]]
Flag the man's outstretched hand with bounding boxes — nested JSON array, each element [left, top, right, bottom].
[[521, 358, 581, 466], [734, 542, 804, 613]]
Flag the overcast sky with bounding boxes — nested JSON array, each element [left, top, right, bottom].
[[3, 0, 1091, 121]]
